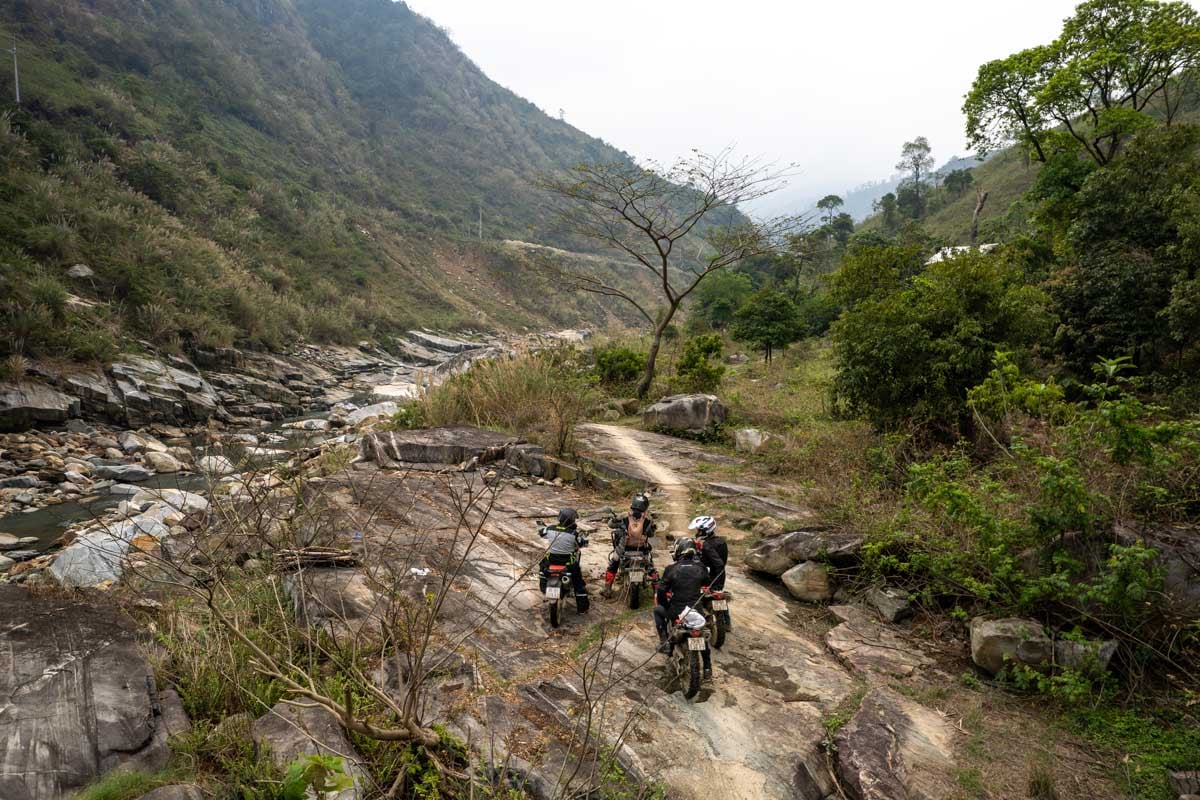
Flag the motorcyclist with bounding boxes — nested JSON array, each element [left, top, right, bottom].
[[539, 507, 590, 613], [689, 514, 731, 630], [602, 493, 659, 597], [653, 538, 715, 680]]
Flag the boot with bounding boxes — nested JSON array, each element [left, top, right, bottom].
[[657, 640, 673, 656], [703, 667, 713, 682], [601, 570, 616, 598]]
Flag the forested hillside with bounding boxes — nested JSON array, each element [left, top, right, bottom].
[[0, 0, 650, 362]]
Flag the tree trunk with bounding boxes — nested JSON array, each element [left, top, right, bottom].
[[970, 189, 990, 245], [636, 307, 677, 398]]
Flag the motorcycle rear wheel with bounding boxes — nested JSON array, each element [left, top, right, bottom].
[[628, 581, 641, 610], [684, 650, 702, 699], [549, 597, 562, 628], [712, 616, 726, 649]]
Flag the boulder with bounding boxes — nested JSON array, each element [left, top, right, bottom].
[[866, 585, 912, 623], [282, 417, 331, 432], [0, 533, 18, 550], [1171, 772, 1200, 796], [343, 401, 399, 426], [49, 515, 171, 587], [129, 488, 209, 517], [284, 568, 383, 638], [0, 476, 39, 489], [969, 617, 1053, 675], [642, 393, 726, 434], [1054, 639, 1118, 672], [0, 381, 79, 431], [359, 426, 517, 466], [0, 555, 13, 573], [835, 687, 957, 799], [781, 561, 834, 602], [93, 464, 154, 482], [734, 428, 770, 453], [65, 263, 94, 279], [0, 585, 176, 800], [745, 527, 862, 575], [144, 451, 182, 473], [251, 702, 364, 800], [197, 455, 236, 476]]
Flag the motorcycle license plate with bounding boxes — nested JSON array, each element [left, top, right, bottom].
[[687, 637, 706, 651], [628, 570, 644, 583], [546, 586, 561, 599], [712, 600, 728, 611]]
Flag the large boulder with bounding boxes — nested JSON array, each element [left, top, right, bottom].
[[144, 451, 182, 473], [0, 586, 182, 800], [93, 463, 154, 482], [734, 428, 770, 453], [251, 702, 364, 800], [0, 381, 78, 431], [197, 454, 236, 476], [780, 561, 835, 602], [866, 585, 912, 623], [359, 426, 518, 466], [642, 394, 726, 434], [745, 527, 863, 575], [49, 515, 171, 587], [969, 617, 1053, 675], [835, 687, 957, 799]]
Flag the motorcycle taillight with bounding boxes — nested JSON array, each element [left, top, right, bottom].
[[691, 629, 702, 637]]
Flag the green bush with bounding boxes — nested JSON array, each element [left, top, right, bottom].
[[593, 345, 647, 388], [830, 249, 1054, 433], [672, 334, 724, 392]]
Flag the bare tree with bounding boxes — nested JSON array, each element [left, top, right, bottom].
[[540, 148, 800, 397]]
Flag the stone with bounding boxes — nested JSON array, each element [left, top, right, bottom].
[[0, 585, 175, 800], [93, 463, 154, 482], [197, 454, 236, 476], [642, 393, 727, 434], [734, 428, 770, 453], [0, 533, 20, 550], [406, 329, 479, 353], [49, 515, 171, 587], [129, 488, 209, 517], [0, 555, 13, 573], [1170, 772, 1200, 796], [825, 605, 933, 678], [66, 263, 94, 279], [251, 702, 364, 800], [110, 483, 143, 496], [345, 401, 399, 426], [781, 561, 835, 602], [0, 381, 79, 431], [282, 417, 331, 432], [65, 419, 93, 433], [969, 617, 1053, 675], [1054, 639, 1119, 672], [866, 585, 912, 623], [144, 451, 182, 473], [745, 527, 862, 575], [359, 426, 518, 466], [133, 786, 204, 800], [284, 568, 382, 638], [0, 476, 39, 489], [13, 492, 34, 505], [835, 687, 957, 799]]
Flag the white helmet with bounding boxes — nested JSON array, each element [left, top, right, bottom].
[[688, 515, 716, 539]]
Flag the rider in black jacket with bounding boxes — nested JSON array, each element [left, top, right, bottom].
[[689, 515, 731, 629], [653, 539, 715, 679]]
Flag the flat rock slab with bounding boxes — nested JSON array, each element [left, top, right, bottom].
[[0, 586, 174, 800], [703, 482, 813, 522], [359, 426, 518, 466], [835, 686, 957, 800], [406, 330, 481, 353], [825, 605, 933, 679]]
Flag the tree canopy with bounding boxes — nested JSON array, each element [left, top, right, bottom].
[[730, 287, 804, 362]]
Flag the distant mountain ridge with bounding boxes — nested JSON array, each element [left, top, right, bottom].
[[0, 0, 661, 356]]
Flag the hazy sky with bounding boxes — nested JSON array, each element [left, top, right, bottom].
[[403, 0, 1088, 211]]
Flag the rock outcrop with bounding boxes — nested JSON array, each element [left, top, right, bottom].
[[359, 426, 519, 467], [251, 702, 365, 800], [642, 394, 727, 434], [835, 687, 957, 799], [0, 586, 187, 800], [745, 527, 863, 575], [0, 382, 78, 431]]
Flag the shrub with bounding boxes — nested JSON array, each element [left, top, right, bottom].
[[730, 288, 803, 362], [593, 345, 647, 388], [672, 334, 724, 392], [830, 250, 1054, 433]]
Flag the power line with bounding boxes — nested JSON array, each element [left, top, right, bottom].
[[9, 35, 18, 106]]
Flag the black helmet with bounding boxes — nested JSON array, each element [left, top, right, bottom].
[[631, 494, 650, 515], [673, 538, 698, 561], [557, 507, 578, 528]]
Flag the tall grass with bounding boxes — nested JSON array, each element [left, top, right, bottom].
[[417, 350, 596, 454]]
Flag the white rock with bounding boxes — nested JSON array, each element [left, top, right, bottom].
[[198, 455, 236, 476], [781, 561, 835, 602], [345, 402, 399, 426], [282, 418, 331, 432], [734, 428, 770, 453], [130, 488, 208, 517], [0, 554, 13, 573], [144, 451, 182, 473], [110, 483, 142, 496], [66, 263, 94, 278]]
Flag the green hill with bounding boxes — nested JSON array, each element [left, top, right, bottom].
[[0, 0, 653, 361]]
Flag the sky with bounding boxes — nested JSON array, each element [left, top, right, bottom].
[[403, 0, 1087, 214]]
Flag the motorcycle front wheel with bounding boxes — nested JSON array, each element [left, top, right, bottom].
[[712, 617, 726, 649], [549, 597, 562, 628]]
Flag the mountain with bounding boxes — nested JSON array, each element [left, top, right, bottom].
[[0, 0, 654, 360]]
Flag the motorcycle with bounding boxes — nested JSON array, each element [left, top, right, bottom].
[[698, 585, 732, 650], [665, 605, 711, 699], [605, 508, 656, 609], [539, 523, 587, 629]]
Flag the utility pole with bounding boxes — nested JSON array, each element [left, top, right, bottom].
[[9, 35, 18, 106]]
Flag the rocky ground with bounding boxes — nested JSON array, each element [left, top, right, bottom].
[[0, 392, 1181, 799]]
